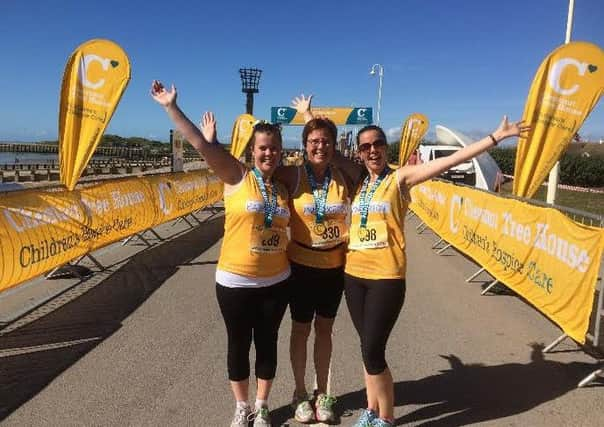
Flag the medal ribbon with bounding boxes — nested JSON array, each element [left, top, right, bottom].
[[359, 167, 391, 228], [305, 163, 332, 224], [252, 167, 278, 228]]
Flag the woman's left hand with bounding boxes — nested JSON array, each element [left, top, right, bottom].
[[291, 94, 313, 114], [493, 116, 531, 141], [150, 80, 176, 108]]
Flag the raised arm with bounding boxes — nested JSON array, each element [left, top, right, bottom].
[[399, 116, 530, 188], [151, 80, 244, 185]]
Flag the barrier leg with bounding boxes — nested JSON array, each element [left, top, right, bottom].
[[436, 243, 452, 255], [416, 221, 425, 231], [417, 223, 428, 234], [481, 280, 500, 295], [431, 238, 444, 249], [543, 333, 568, 353], [466, 267, 486, 283], [592, 281, 603, 348], [578, 368, 603, 388], [147, 228, 163, 241]]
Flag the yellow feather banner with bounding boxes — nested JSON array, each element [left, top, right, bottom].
[[59, 39, 131, 190], [230, 114, 256, 159], [398, 113, 429, 166], [513, 41, 604, 198]]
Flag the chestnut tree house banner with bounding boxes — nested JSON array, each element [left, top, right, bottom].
[[513, 41, 603, 198], [59, 39, 131, 190], [399, 113, 429, 166]]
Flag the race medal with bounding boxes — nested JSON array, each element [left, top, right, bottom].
[[349, 222, 389, 250], [357, 227, 369, 240], [313, 222, 327, 236], [252, 167, 277, 229], [251, 225, 287, 253], [305, 163, 332, 233]]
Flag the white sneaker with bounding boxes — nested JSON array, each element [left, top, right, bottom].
[[230, 404, 251, 427], [291, 392, 315, 423], [251, 406, 271, 427], [315, 393, 337, 423]]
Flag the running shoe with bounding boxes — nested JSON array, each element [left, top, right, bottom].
[[315, 393, 337, 423], [352, 408, 377, 427], [251, 406, 271, 427], [291, 392, 315, 423], [371, 418, 394, 427], [230, 404, 251, 427]]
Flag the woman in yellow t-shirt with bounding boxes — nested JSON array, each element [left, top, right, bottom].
[[346, 119, 529, 427], [152, 80, 289, 427], [274, 114, 350, 424]]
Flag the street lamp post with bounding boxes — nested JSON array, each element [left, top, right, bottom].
[[239, 67, 262, 115], [369, 64, 384, 125]]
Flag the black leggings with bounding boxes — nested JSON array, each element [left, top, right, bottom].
[[216, 281, 289, 381], [344, 274, 406, 375]]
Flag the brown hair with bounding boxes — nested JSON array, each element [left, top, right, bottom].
[[302, 118, 338, 146], [356, 125, 388, 146], [249, 122, 283, 148]]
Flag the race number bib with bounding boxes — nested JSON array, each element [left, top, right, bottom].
[[348, 221, 389, 250], [251, 225, 287, 253], [307, 219, 346, 248]]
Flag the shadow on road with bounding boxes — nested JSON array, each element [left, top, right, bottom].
[[333, 343, 600, 426], [0, 216, 224, 421]]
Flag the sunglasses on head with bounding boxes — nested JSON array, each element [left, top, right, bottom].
[[358, 139, 387, 152]]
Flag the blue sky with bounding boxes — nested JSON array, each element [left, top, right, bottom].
[[1, 0, 603, 148]]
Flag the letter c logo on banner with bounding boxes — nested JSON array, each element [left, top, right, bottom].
[[78, 54, 110, 90], [548, 57, 588, 96], [449, 195, 462, 234], [277, 108, 287, 118], [157, 182, 172, 215], [357, 109, 366, 118]]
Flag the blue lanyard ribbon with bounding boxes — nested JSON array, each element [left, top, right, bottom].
[[305, 163, 331, 224], [252, 167, 278, 228], [359, 167, 391, 228]]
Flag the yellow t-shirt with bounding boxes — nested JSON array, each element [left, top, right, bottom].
[[287, 165, 349, 269], [218, 169, 290, 277], [345, 169, 408, 280]]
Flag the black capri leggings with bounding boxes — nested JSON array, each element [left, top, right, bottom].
[[344, 274, 406, 375], [216, 280, 289, 381]]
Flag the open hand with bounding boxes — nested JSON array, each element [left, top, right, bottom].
[[291, 94, 313, 114], [493, 116, 531, 141], [200, 112, 217, 144], [150, 80, 176, 107]]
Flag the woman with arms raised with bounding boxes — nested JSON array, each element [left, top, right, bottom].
[[346, 118, 529, 427], [151, 80, 290, 427]]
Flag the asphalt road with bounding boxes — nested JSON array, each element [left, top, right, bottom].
[[1, 212, 603, 426]]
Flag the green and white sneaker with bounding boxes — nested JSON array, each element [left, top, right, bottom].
[[315, 393, 337, 423], [251, 406, 271, 427], [230, 404, 251, 427], [291, 392, 315, 423]]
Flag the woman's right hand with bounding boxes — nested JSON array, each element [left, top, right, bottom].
[[200, 112, 217, 144], [150, 80, 176, 108]]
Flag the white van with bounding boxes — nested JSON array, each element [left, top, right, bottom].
[[416, 125, 503, 192]]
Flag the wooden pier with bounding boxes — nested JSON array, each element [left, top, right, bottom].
[[0, 157, 202, 184], [0, 143, 147, 157]]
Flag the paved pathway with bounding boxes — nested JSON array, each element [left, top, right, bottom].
[[1, 211, 603, 426]]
